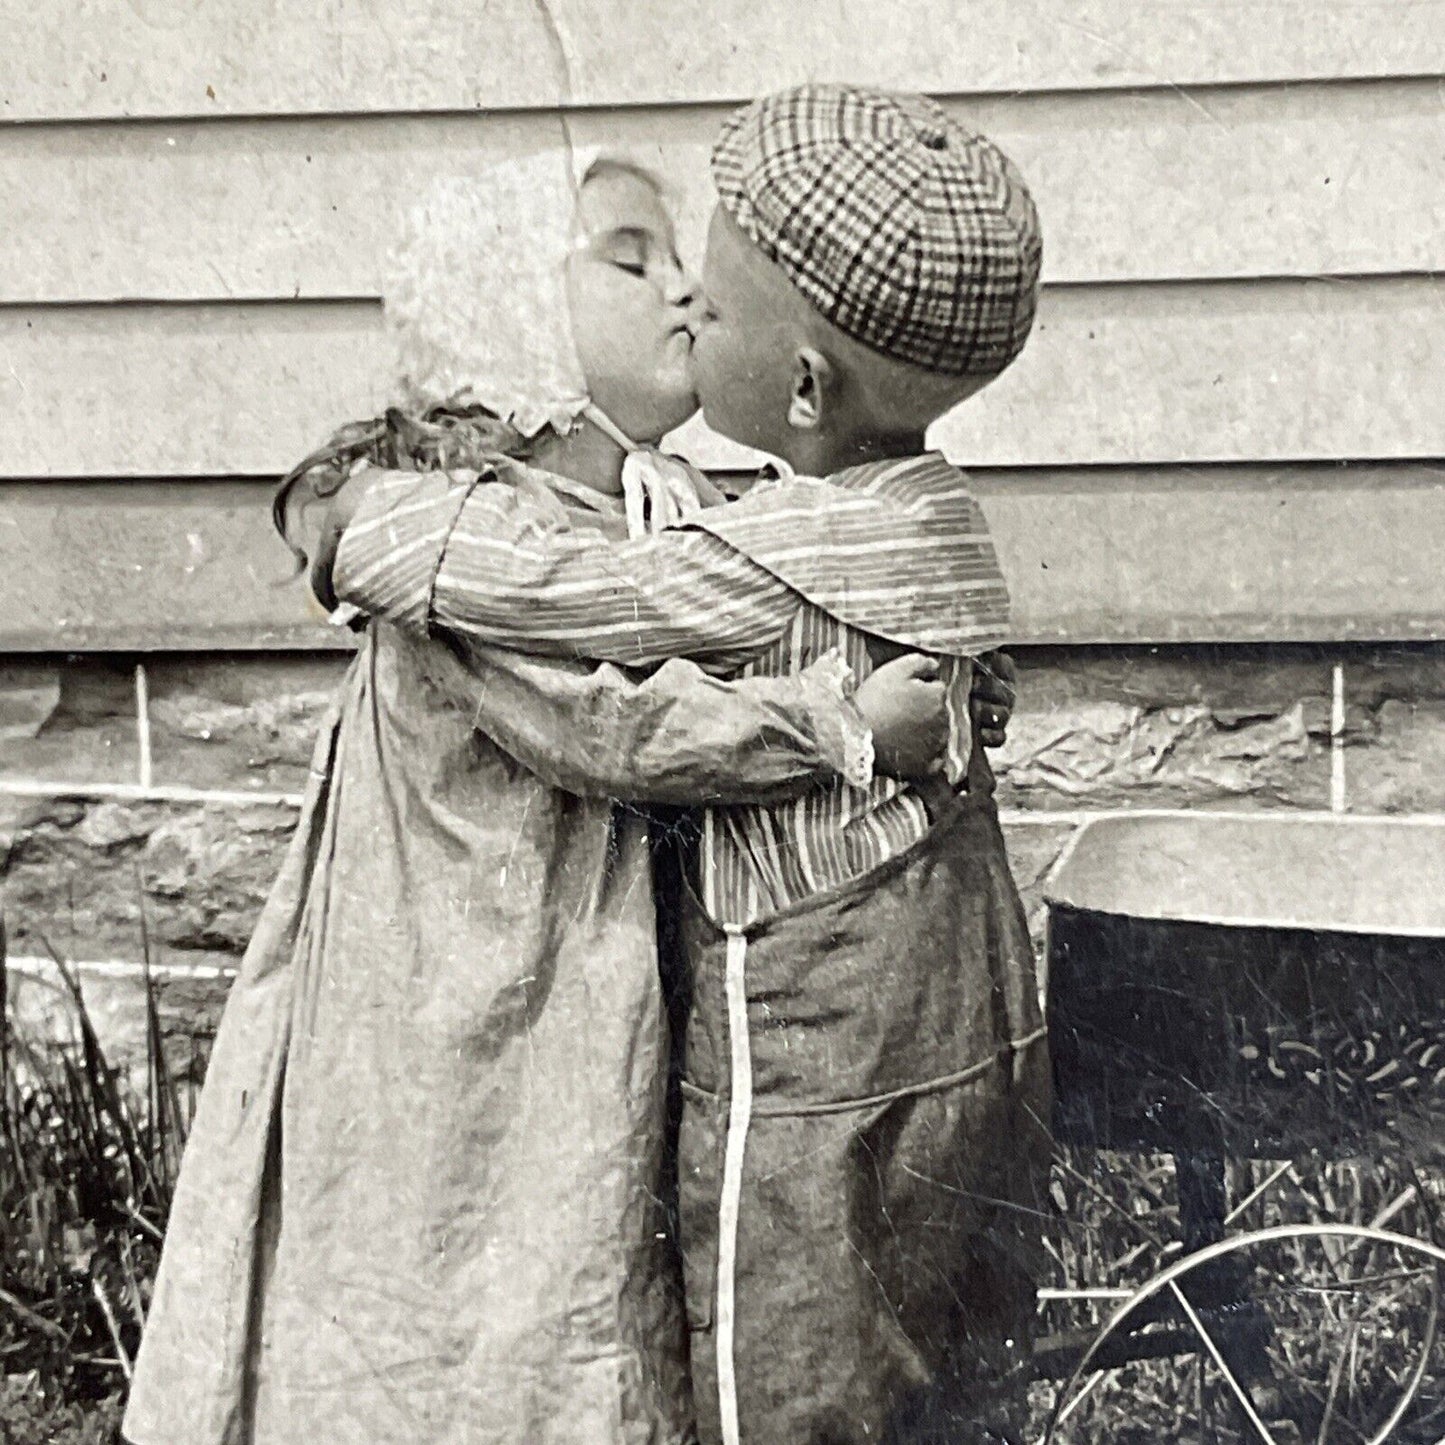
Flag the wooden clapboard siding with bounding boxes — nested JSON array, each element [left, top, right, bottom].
[[7, 1, 1445, 122], [0, 481, 329, 652], [6, 79, 1445, 302], [934, 275, 1443, 469], [977, 465, 1445, 644], [4, 467, 1442, 651], [0, 302, 388, 478], [4, 278, 1439, 478], [3, 1, 1441, 654]]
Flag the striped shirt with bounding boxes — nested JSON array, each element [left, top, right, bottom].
[[700, 610, 974, 925], [333, 454, 1002, 927]]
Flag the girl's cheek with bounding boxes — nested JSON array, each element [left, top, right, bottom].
[[571, 279, 637, 363], [606, 309, 653, 366]]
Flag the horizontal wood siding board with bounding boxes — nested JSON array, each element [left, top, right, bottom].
[[8, 276, 1436, 476], [3, 466, 1441, 651], [926, 273, 1445, 470], [6, 1, 1445, 121], [974, 465, 1445, 644], [0, 480, 336, 652], [0, 300, 390, 478], [5, 79, 1445, 300]]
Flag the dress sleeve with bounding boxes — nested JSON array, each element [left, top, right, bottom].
[[424, 639, 874, 804], [332, 466, 799, 672]]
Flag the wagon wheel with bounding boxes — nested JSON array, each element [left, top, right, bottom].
[[1043, 1223, 1445, 1445]]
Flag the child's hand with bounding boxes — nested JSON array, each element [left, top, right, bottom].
[[970, 650, 1017, 749], [307, 462, 375, 614], [856, 654, 949, 780]]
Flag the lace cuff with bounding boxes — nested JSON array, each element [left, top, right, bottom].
[[796, 649, 875, 790]]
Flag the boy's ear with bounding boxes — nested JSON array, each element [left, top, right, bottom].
[[788, 347, 833, 431]]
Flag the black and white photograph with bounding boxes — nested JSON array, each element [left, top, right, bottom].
[[1, 4, 1443, 1441]]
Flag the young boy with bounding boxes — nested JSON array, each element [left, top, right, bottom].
[[323, 87, 1048, 1444]]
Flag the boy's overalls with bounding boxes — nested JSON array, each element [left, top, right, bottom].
[[676, 749, 1051, 1445]]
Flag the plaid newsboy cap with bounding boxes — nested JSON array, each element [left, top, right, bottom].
[[712, 83, 1042, 377]]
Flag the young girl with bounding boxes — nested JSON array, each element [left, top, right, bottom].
[[123, 149, 952, 1445]]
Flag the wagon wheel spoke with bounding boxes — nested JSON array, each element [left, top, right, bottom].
[[1051, 1368, 1107, 1432], [1043, 1224, 1445, 1445], [1168, 1280, 1279, 1445], [1224, 1161, 1296, 1229], [1264, 1216, 1441, 1445]]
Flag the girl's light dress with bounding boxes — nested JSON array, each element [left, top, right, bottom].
[[123, 479, 863, 1445]]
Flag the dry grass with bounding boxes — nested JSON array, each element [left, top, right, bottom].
[[3, 914, 1442, 1442], [1030, 1146, 1445, 1443], [1, 918, 196, 1443]]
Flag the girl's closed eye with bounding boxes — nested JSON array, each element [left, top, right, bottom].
[[598, 229, 652, 277]]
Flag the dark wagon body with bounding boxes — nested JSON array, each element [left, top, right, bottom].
[[1037, 814, 1445, 1431], [1047, 814, 1445, 1167]]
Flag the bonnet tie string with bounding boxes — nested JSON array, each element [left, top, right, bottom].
[[582, 403, 707, 539]]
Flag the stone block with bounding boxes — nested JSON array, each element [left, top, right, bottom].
[[1341, 644, 1445, 812], [146, 652, 347, 794], [0, 658, 138, 784], [1346, 643, 1445, 707], [1001, 818, 1079, 936], [3, 957, 227, 1093], [994, 645, 1335, 811], [1345, 698, 1445, 813], [1, 794, 298, 968]]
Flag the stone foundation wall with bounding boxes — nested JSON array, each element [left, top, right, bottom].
[[4, 644, 1442, 1080]]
